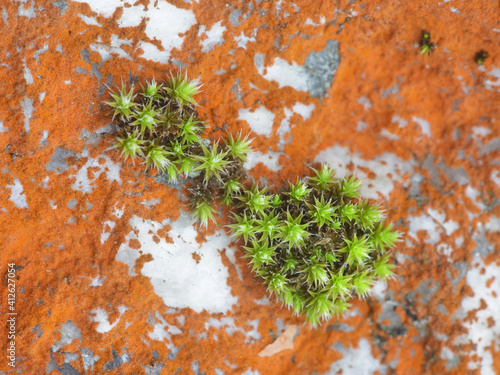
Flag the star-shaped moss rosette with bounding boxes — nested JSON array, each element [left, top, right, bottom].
[[106, 73, 207, 179], [106, 73, 400, 327]]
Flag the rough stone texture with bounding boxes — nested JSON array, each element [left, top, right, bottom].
[[0, 0, 499, 374]]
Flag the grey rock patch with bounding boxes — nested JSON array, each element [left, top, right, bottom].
[[422, 155, 442, 188], [40, 130, 49, 147], [441, 347, 461, 370], [32, 323, 43, 338], [34, 45, 50, 62], [80, 348, 99, 371], [46, 352, 81, 374], [374, 288, 406, 337], [381, 83, 400, 98], [438, 161, 469, 186], [51, 321, 82, 352], [436, 304, 448, 314], [387, 356, 400, 370], [447, 262, 468, 289], [145, 364, 165, 375], [95, 123, 117, 135], [422, 155, 469, 190], [21, 97, 34, 132], [80, 124, 117, 146], [473, 229, 494, 256], [304, 40, 340, 97], [59, 363, 80, 375], [18, 0, 36, 18], [7, 179, 28, 209], [408, 172, 425, 198], [167, 346, 182, 361], [141, 198, 161, 209], [231, 78, 243, 102], [53, 1, 68, 15], [229, 9, 242, 26], [80, 47, 106, 95], [328, 339, 386, 375], [67, 199, 78, 210], [446, 354, 461, 370], [46, 353, 59, 373], [147, 312, 156, 326], [80, 129, 103, 146], [89, 276, 105, 286], [192, 361, 206, 375], [413, 116, 431, 137], [171, 58, 187, 69], [2, 7, 8, 26], [103, 348, 130, 370], [255, 297, 270, 306], [413, 318, 430, 339], [406, 279, 440, 305], [275, 318, 288, 337], [64, 353, 79, 363], [480, 138, 500, 155], [358, 96, 372, 109], [357, 120, 368, 131], [327, 322, 355, 332], [46, 147, 78, 173]]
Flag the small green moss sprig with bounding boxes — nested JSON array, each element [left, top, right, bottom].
[[474, 50, 489, 65], [107, 73, 207, 175], [227, 165, 400, 326], [106, 73, 401, 327], [419, 30, 436, 55]]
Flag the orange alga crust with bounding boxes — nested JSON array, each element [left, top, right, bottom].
[[0, 0, 499, 374]]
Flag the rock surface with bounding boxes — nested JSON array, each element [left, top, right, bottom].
[[0, 0, 499, 374]]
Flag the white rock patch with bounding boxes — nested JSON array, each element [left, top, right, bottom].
[[70, 149, 122, 194], [89, 305, 128, 333], [148, 311, 182, 350], [326, 338, 386, 375], [75, 0, 196, 63], [199, 21, 226, 52], [459, 258, 500, 374], [72, 0, 124, 18], [314, 145, 413, 199], [238, 106, 275, 137], [244, 150, 282, 172], [100, 221, 115, 244], [90, 35, 132, 62], [235, 32, 256, 49], [115, 212, 238, 314], [407, 208, 458, 251], [412, 116, 431, 137], [7, 178, 28, 209], [205, 317, 260, 343], [78, 13, 101, 26], [277, 102, 315, 149], [255, 53, 309, 92]]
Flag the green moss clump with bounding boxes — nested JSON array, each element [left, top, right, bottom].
[[106, 73, 400, 327], [228, 164, 400, 326]]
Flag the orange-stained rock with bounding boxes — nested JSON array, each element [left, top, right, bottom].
[[0, 0, 499, 374]]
